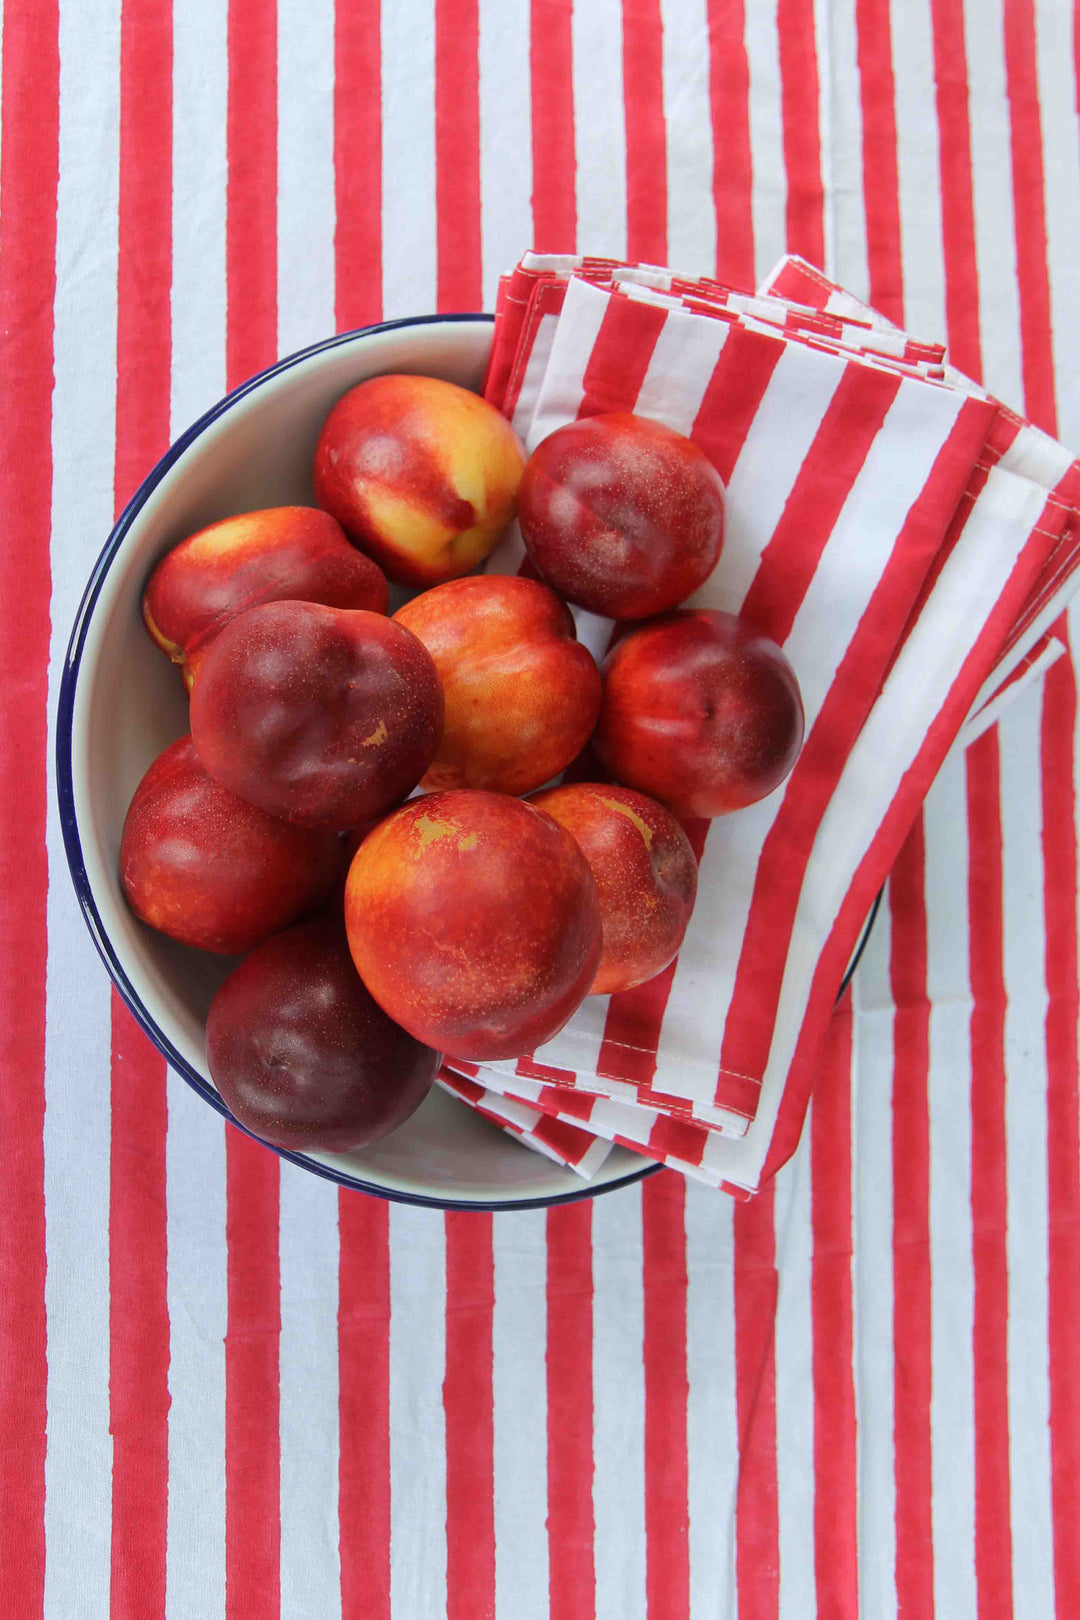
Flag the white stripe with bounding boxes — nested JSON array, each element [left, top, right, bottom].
[[890, 0, 946, 345], [689, 336, 843, 613], [592, 1186, 646, 1620], [478, 0, 532, 307], [785, 378, 966, 722], [381, 0, 437, 318], [773, 1147, 815, 1616], [1033, 0, 1080, 448], [633, 311, 729, 437], [278, 1164, 342, 1619], [43, 2, 121, 1612], [388, 1204, 447, 1618], [964, 0, 1024, 409], [998, 688, 1056, 1618], [685, 1185, 738, 1618], [850, 897, 898, 1616], [923, 750, 978, 1620], [744, 0, 786, 289], [171, 0, 228, 433], [659, 0, 717, 280], [492, 1210, 550, 1620], [165, 1084, 228, 1620], [815, 0, 868, 295], [571, 0, 627, 259], [277, 0, 336, 357]]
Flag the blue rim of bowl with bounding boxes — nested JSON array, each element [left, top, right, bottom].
[[55, 312, 877, 1212]]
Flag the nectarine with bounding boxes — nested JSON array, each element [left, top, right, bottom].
[[530, 783, 698, 994], [344, 790, 602, 1060], [313, 374, 525, 586], [119, 736, 340, 954], [394, 575, 601, 794], [518, 412, 725, 618], [594, 610, 804, 818], [189, 600, 443, 830], [143, 506, 388, 691], [206, 918, 440, 1151]]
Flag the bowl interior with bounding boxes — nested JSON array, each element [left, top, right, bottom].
[[63, 317, 657, 1207]]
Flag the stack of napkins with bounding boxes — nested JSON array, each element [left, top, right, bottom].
[[440, 252, 1080, 1196]]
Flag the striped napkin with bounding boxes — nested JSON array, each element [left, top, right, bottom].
[[450, 255, 1079, 1195], [436, 1067, 613, 1180]]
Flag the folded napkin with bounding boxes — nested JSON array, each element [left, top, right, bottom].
[[436, 1067, 614, 1179], [466, 255, 1079, 1196], [448, 1058, 736, 1191]]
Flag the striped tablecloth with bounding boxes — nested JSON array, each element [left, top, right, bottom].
[[2, 1, 1079, 1615]]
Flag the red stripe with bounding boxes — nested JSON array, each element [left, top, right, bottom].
[[965, 729, 1014, 1620], [642, 1173, 690, 1620], [225, 1131, 281, 1619], [0, 0, 58, 1606], [109, 9, 173, 1598], [546, 1201, 595, 1620], [928, 0, 982, 381], [530, 0, 576, 252], [776, 0, 825, 268], [887, 819, 935, 1618], [227, 0, 279, 387], [224, 9, 282, 1613], [108, 1003, 170, 1620], [435, 0, 482, 312], [855, 0, 903, 326], [622, 0, 667, 266], [334, 0, 383, 333], [706, 0, 754, 290], [338, 1196, 391, 1620], [1039, 638, 1080, 1617], [733, 1185, 780, 1620], [577, 293, 669, 418], [690, 323, 786, 484], [444, 1213, 496, 1620], [1002, 0, 1057, 436], [720, 398, 997, 1094], [810, 991, 858, 1620], [739, 365, 902, 643]]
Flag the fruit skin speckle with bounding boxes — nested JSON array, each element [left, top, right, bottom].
[[344, 789, 602, 1061]]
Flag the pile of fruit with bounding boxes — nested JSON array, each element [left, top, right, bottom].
[[123, 374, 804, 1153]]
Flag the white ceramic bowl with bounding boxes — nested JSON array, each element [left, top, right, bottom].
[[56, 316, 660, 1209]]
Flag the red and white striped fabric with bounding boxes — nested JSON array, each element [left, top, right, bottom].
[[5, 0, 1080, 1615], [436, 1068, 614, 1178]]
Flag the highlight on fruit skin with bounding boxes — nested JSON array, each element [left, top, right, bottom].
[[142, 506, 389, 692], [312, 374, 526, 586], [393, 573, 601, 796], [529, 782, 699, 995], [343, 789, 602, 1062]]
